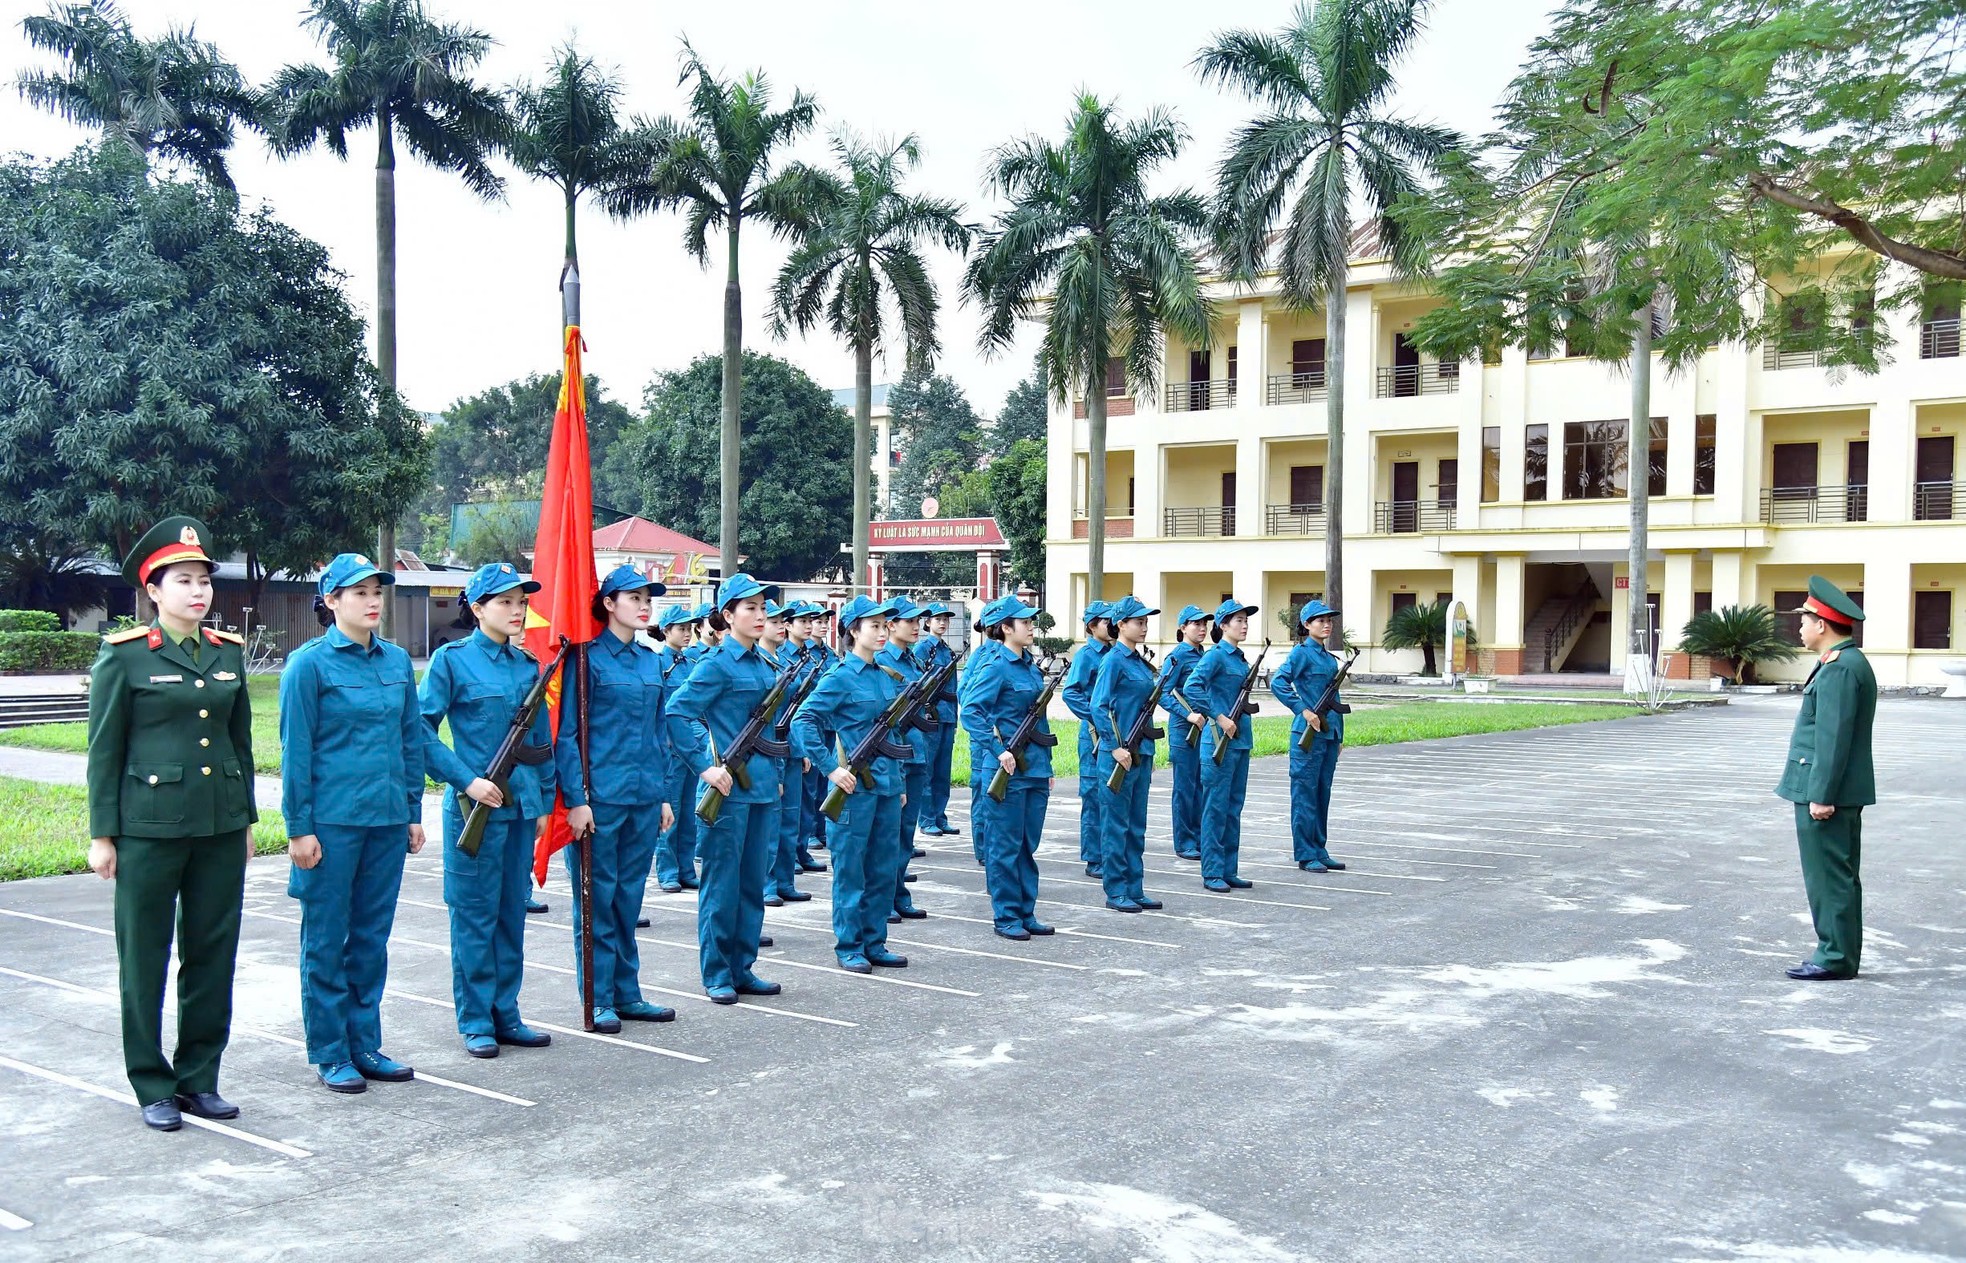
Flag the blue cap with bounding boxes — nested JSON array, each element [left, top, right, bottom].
[[1107, 594, 1159, 621], [839, 595, 899, 626], [317, 552, 394, 598], [980, 594, 1040, 628], [921, 601, 952, 618], [1298, 598, 1339, 624], [689, 601, 716, 623], [465, 562, 540, 604], [1176, 603, 1211, 627], [889, 595, 925, 620], [656, 604, 694, 630], [763, 599, 790, 619], [1212, 598, 1257, 624], [599, 563, 666, 598], [716, 572, 766, 609], [1083, 600, 1113, 627]]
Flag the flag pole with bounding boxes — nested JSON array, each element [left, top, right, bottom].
[[562, 260, 597, 1033]]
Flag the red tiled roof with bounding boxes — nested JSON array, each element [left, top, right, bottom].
[[592, 516, 717, 557]]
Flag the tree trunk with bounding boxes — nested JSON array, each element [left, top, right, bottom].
[[375, 116, 398, 635], [852, 337, 873, 592], [1322, 259, 1347, 652], [720, 218, 743, 580], [1624, 303, 1653, 693], [1421, 640, 1437, 676], [244, 548, 265, 617], [1085, 367, 1107, 610]]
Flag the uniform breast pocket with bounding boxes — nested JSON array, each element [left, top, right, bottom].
[[457, 684, 505, 718], [125, 763, 185, 825]]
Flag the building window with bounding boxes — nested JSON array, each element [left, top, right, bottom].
[[1390, 592, 1418, 615], [1226, 345, 1238, 388], [1481, 426, 1501, 502], [1777, 588, 1865, 646], [1291, 339, 1326, 387], [1563, 420, 1629, 500], [1914, 591, 1953, 650], [1437, 459, 1459, 508], [1128, 477, 1136, 516], [1105, 357, 1127, 397], [1525, 424, 1549, 501], [1648, 417, 1668, 497], [1694, 415, 1716, 495], [1693, 591, 1713, 617], [1845, 440, 1869, 522], [1289, 464, 1324, 508]]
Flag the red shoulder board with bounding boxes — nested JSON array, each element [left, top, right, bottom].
[[1822, 649, 1841, 664], [147, 626, 163, 650]]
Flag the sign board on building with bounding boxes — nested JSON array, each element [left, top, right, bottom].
[[866, 517, 1007, 552]]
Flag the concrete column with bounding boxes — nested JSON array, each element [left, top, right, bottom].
[[1493, 554, 1526, 674], [1711, 551, 1747, 608], [865, 552, 886, 601], [1236, 299, 1266, 406], [1235, 433, 1263, 539], [1862, 553, 1913, 686], [1135, 442, 1163, 540], [1449, 552, 1483, 679], [975, 551, 1000, 603], [1867, 396, 1915, 523], [1341, 286, 1376, 535], [1714, 341, 1753, 521]]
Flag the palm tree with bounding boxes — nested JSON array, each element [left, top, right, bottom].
[[769, 132, 970, 589], [1382, 597, 1473, 675], [17, 0, 259, 189], [966, 93, 1213, 606], [1680, 604, 1800, 686], [506, 43, 646, 323], [263, 0, 508, 627], [1197, 0, 1461, 649], [603, 40, 821, 578]]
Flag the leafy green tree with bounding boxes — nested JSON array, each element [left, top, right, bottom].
[[628, 352, 852, 581], [992, 362, 1049, 457], [1198, 0, 1462, 650], [603, 40, 821, 581], [263, 0, 509, 622], [886, 371, 986, 518], [1680, 604, 1800, 686], [967, 93, 1213, 605], [450, 502, 538, 569], [769, 131, 970, 589], [986, 438, 1049, 590], [0, 146, 424, 609], [16, 0, 260, 190]]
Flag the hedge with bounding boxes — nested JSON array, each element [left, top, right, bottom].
[[0, 631, 100, 672], [0, 610, 60, 634]]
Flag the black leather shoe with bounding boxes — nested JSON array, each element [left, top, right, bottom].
[[897, 905, 928, 919], [887, 913, 902, 924], [759, 935, 774, 948], [911, 847, 927, 859], [173, 1091, 239, 1120], [735, 976, 781, 996], [141, 1099, 182, 1131], [1321, 859, 1347, 871], [782, 890, 813, 902], [941, 826, 961, 835], [1084, 864, 1103, 878], [526, 897, 548, 915], [994, 925, 1032, 941], [1786, 962, 1853, 981], [1224, 876, 1253, 889], [1135, 897, 1164, 910], [904, 873, 918, 883], [494, 1024, 551, 1048], [1024, 922, 1055, 936], [636, 916, 651, 927]]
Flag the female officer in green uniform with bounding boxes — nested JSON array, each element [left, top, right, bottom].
[[281, 553, 426, 1094], [86, 516, 255, 1132]]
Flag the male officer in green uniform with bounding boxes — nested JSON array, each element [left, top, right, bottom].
[[86, 517, 256, 1130], [1775, 576, 1876, 981]]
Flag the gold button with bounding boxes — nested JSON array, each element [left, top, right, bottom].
[[198, 709, 209, 719], [194, 679, 206, 689], [199, 738, 210, 747], [201, 766, 211, 776], [147, 775, 159, 785]]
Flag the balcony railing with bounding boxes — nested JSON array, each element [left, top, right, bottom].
[[1265, 502, 1327, 535], [1374, 362, 1459, 398], [1163, 506, 1235, 537], [1760, 485, 1869, 524], [1762, 344, 1826, 371], [1267, 370, 1328, 405], [1374, 500, 1456, 533], [1922, 319, 1961, 359], [1915, 480, 1961, 521], [1162, 379, 1237, 412]]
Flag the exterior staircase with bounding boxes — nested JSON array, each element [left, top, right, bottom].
[[1522, 578, 1601, 673], [0, 693, 90, 729]]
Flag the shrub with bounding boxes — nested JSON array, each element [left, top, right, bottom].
[[0, 631, 100, 672], [1381, 599, 1475, 675], [0, 610, 60, 633], [1680, 604, 1800, 685]]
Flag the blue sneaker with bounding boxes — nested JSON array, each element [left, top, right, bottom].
[[867, 949, 908, 969], [837, 954, 872, 974], [463, 1034, 499, 1058], [617, 1000, 676, 1023], [591, 1008, 622, 1034], [316, 1061, 367, 1093], [494, 1023, 551, 1048], [707, 985, 739, 1004], [353, 1050, 413, 1081]]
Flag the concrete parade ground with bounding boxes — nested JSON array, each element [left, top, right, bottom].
[[1, 696, 1962, 1262]]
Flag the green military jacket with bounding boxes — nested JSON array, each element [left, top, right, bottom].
[[86, 623, 257, 839], [1775, 638, 1877, 807]]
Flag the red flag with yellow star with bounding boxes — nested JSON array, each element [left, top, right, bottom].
[[529, 325, 598, 885]]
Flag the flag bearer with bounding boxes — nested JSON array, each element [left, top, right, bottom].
[[959, 594, 1056, 941], [1061, 601, 1115, 876], [1092, 596, 1163, 914], [1158, 605, 1212, 861], [1269, 600, 1349, 874]]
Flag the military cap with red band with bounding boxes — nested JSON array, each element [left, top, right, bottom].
[[120, 516, 217, 587], [1789, 575, 1865, 629]]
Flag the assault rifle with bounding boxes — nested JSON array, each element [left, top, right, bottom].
[[1212, 638, 1272, 766], [820, 663, 942, 822], [1105, 648, 1164, 791], [1295, 648, 1359, 751], [456, 636, 571, 858], [696, 649, 807, 826], [773, 644, 824, 745], [986, 659, 1065, 803]]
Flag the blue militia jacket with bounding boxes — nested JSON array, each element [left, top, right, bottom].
[[279, 626, 424, 835], [1061, 639, 1110, 752], [666, 638, 784, 806], [1270, 638, 1347, 745], [1091, 643, 1160, 756], [419, 630, 557, 818], [1156, 641, 1206, 727], [555, 630, 670, 809], [875, 640, 931, 764], [960, 644, 1054, 783], [1182, 640, 1258, 754], [792, 652, 905, 796], [917, 633, 959, 724]]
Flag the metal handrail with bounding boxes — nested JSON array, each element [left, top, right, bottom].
[[1374, 362, 1460, 398], [1759, 484, 1869, 524], [1914, 479, 1961, 521], [1373, 500, 1456, 533], [1761, 344, 1826, 370], [1921, 318, 1961, 359], [1163, 505, 1234, 536], [1162, 379, 1237, 412], [1267, 370, 1328, 405], [1543, 579, 1600, 669], [1264, 502, 1326, 535]]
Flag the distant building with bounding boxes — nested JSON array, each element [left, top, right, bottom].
[[832, 384, 898, 509]]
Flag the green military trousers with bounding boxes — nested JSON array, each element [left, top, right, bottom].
[[112, 831, 247, 1104], [1793, 804, 1863, 977]]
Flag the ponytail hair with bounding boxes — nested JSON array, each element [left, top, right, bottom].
[[590, 591, 612, 625], [456, 592, 480, 630], [1208, 621, 1225, 643], [706, 609, 730, 633], [312, 596, 332, 628], [984, 623, 1007, 641]]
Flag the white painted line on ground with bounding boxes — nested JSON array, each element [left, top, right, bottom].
[[0, 907, 112, 937], [0, 1053, 311, 1159], [907, 860, 1298, 923], [900, 907, 1181, 950], [0, 1207, 32, 1231]]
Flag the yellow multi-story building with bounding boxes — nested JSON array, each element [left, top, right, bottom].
[[1043, 250, 1966, 686]]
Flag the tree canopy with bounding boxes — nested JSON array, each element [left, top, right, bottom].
[[991, 363, 1049, 458]]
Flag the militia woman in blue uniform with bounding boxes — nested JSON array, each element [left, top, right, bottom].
[[782, 602, 829, 876], [1158, 605, 1212, 861], [86, 517, 254, 1131], [553, 564, 678, 1033], [916, 601, 961, 838], [666, 575, 784, 1004], [792, 596, 911, 974], [761, 599, 814, 908], [1092, 596, 1165, 913], [1270, 600, 1348, 874], [1174, 599, 1261, 893], [960, 594, 1057, 941], [651, 602, 700, 894], [877, 595, 931, 922], [1062, 600, 1115, 876], [419, 563, 557, 1057], [280, 553, 425, 1094]]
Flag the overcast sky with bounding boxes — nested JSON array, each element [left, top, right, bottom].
[[0, 0, 1553, 419]]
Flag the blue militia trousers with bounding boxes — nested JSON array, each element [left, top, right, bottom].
[[1199, 731, 1251, 884], [979, 779, 1047, 930], [1290, 737, 1341, 865], [768, 759, 805, 900], [1168, 726, 1203, 858], [441, 808, 532, 1036], [564, 801, 659, 1009], [1098, 753, 1151, 904], [289, 823, 408, 1063], [1076, 726, 1104, 866], [654, 760, 699, 888], [894, 763, 929, 912], [829, 788, 902, 960], [925, 720, 957, 830], [695, 795, 772, 991]]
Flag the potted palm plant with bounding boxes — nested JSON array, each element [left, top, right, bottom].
[[1382, 599, 1472, 677], [1679, 604, 1800, 685]]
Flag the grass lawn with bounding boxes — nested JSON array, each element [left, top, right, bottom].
[[0, 677, 285, 774], [0, 776, 289, 882]]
